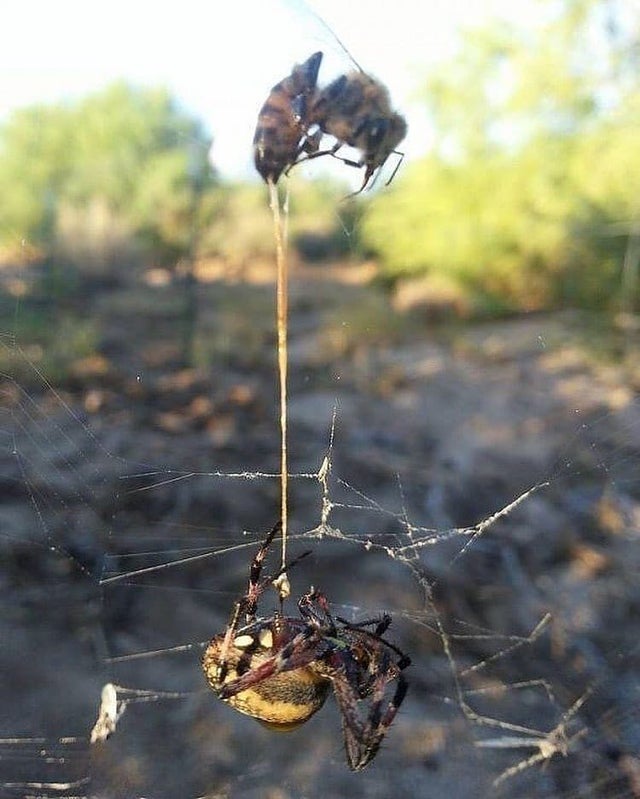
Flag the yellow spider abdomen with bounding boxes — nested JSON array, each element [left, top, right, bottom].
[[202, 634, 330, 728]]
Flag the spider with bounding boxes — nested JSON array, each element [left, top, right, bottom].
[[202, 522, 410, 771]]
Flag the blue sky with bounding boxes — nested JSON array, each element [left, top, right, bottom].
[[1, 0, 535, 182]]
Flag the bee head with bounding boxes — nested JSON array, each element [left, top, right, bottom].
[[364, 114, 407, 168]]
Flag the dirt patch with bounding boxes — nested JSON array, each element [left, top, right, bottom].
[[1, 266, 639, 798]]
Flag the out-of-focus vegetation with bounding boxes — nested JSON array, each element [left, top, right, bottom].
[[0, 0, 638, 317], [0, 82, 215, 275], [0, 82, 356, 277], [364, 0, 640, 312], [198, 178, 358, 269]]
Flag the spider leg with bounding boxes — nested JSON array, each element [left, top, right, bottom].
[[333, 669, 409, 771], [245, 521, 281, 619], [246, 538, 311, 623], [217, 625, 324, 699], [336, 614, 392, 637], [298, 588, 337, 631], [335, 616, 411, 670], [215, 522, 310, 685]]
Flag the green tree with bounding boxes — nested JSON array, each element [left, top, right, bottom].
[[200, 176, 357, 269], [0, 82, 215, 271], [363, 0, 640, 311]]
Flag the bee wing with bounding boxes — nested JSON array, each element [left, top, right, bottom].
[[279, 0, 364, 74]]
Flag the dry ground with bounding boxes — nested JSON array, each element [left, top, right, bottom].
[[1, 261, 639, 798]]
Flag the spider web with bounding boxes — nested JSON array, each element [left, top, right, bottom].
[[1, 302, 639, 799], [2, 1, 640, 796]]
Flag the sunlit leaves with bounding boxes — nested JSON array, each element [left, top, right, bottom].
[[362, 0, 640, 312], [0, 82, 214, 266]]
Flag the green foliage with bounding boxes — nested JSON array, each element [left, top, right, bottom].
[[0, 104, 72, 249], [200, 182, 275, 266], [363, 0, 640, 312], [0, 293, 100, 383], [0, 82, 214, 271], [200, 176, 358, 266], [288, 176, 362, 261]]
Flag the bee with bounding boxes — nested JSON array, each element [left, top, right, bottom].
[[253, 51, 324, 184], [253, 10, 407, 193], [278, 2, 407, 193], [308, 69, 407, 194]]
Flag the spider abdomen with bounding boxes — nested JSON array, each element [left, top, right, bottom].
[[202, 527, 410, 768], [203, 632, 330, 729]]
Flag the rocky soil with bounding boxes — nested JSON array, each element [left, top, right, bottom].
[[1, 263, 639, 798]]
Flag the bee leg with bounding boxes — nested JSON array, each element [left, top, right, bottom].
[[285, 140, 344, 176], [384, 150, 405, 186], [301, 128, 323, 156], [343, 167, 374, 198]]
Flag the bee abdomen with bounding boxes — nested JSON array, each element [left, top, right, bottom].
[[253, 51, 323, 184]]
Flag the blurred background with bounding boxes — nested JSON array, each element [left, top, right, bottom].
[[1, 1, 639, 797]]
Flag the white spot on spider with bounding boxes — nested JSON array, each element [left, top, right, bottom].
[[233, 634, 254, 648], [259, 628, 274, 649]]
